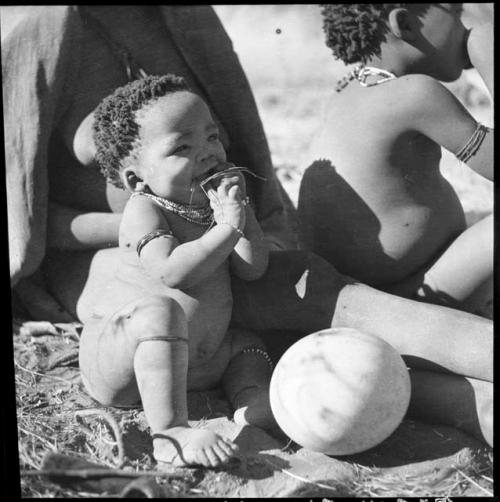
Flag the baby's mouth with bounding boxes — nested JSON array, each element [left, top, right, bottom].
[[197, 167, 218, 183], [194, 162, 234, 184]]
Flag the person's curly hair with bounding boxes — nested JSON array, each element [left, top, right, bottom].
[[93, 74, 190, 188], [320, 4, 406, 64]]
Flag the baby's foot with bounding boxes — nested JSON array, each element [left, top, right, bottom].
[[233, 386, 278, 430], [153, 426, 239, 468]]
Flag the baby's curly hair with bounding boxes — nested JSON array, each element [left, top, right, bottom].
[[93, 74, 190, 188], [320, 4, 406, 64]]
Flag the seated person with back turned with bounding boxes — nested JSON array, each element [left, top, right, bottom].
[[298, 3, 493, 315]]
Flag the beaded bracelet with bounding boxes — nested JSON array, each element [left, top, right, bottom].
[[455, 122, 490, 163], [219, 221, 245, 238], [242, 347, 274, 369]]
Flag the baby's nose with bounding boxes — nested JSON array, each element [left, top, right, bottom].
[[198, 147, 218, 165]]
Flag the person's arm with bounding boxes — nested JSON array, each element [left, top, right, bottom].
[[401, 75, 493, 181], [126, 191, 244, 290], [463, 3, 493, 99], [230, 204, 269, 280], [47, 203, 121, 250], [3, 6, 83, 285], [204, 170, 268, 279], [466, 22, 494, 100]]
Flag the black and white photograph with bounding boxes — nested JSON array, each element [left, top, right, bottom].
[[2, 3, 493, 498]]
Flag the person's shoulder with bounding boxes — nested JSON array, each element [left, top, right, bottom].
[[121, 194, 172, 244], [393, 74, 453, 107], [122, 194, 168, 229]]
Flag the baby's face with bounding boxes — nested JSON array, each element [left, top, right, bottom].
[[132, 91, 226, 204], [417, 3, 469, 82]]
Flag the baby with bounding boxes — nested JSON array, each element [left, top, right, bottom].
[[78, 74, 275, 468], [298, 4, 493, 314]]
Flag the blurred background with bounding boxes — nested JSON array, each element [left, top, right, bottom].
[[1, 4, 493, 221]]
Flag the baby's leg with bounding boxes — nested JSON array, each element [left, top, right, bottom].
[[408, 369, 492, 447], [221, 329, 276, 430], [79, 295, 238, 467], [417, 214, 493, 315]]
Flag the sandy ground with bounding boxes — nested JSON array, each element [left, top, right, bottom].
[[4, 5, 494, 498], [13, 321, 492, 497]]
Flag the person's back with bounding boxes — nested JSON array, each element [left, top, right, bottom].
[[299, 3, 493, 311], [300, 75, 466, 286]]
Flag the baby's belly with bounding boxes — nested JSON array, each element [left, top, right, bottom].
[[302, 176, 466, 285], [91, 260, 234, 366]]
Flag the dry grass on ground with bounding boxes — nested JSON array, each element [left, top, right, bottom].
[[13, 320, 494, 498], [4, 5, 494, 498]]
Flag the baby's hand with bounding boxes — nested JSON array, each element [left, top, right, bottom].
[[208, 174, 246, 232]]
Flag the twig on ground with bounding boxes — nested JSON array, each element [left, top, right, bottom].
[[14, 359, 75, 385], [74, 409, 125, 468], [262, 456, 344, 494], [18, 427, 57, 451], [21, 468, 184, 479], [45, 348, 80, 371], [454, 467, 493, 496], [17, 320, 82, 341]]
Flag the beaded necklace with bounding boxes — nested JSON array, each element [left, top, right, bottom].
[[131, 192, 214, 226], [336, 64, 397, 92]]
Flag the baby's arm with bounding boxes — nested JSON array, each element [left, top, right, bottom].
[[121, 196, 242, 289], [208, 173, 268, 280], [231, 204, 269, 280], [399, 75, 493, 181]]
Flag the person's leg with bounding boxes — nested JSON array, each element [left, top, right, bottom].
[[419, 214, 493, 314], [407, 369, 492, 447], [385, 215, 493, 315], [79, 295, 238, 467], [221, 328, 276, 430], [231, 250, 492, 382]]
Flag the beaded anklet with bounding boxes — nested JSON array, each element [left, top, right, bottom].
[[241, 347, 274, 369]]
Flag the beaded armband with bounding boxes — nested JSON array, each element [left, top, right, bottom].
[[455, 123, 491, 163], [136, 229, 174, 256]]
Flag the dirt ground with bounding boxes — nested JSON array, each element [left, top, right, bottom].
[[4, 5, 494, 498], [13, 319, 493, 498]]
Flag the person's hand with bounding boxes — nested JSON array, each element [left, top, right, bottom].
[[207, 173, 246, 232]]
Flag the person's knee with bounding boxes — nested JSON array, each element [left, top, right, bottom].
[[114, 295, 188, 347]]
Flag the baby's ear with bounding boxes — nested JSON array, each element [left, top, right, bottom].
[[122, 167, 147, 192], [388, 7, 417, 42]]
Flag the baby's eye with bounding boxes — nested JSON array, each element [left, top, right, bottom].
[[171, 144, 190, 154], [208, 132, 219, 142]]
